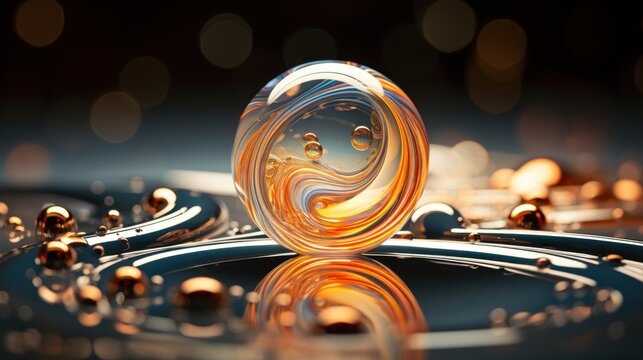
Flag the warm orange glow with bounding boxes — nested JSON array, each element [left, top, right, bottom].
[[200, 13, 252, 69], [467, 60, 521, 114], [4, 143, 49, 185], [90, 92, 141, 143], [613, 179, 642, 201], [580, 180, 604, 201], [119, 57, 170, 109], [476, 19, 527, 70], [511, 158, 562, 188], [490, 168, 515, 189], [422, 0, 476, 53], [15, 0, 64, 47]]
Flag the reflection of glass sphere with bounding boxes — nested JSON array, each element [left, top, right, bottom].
[[245, 256, 426, 358], [232, 61, 429, 255]]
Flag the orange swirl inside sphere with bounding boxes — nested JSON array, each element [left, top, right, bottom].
[[232, 61, 429, 255]]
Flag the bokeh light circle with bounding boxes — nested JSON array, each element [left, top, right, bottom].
[[119, 57, 171, 109], [4, 143, 50, 185], [15, 0, 64, 47], [200, 13, 252, 69], [422, 0, 476, 53], [90, 92, 141, 144], [476, 19, 527, 70]]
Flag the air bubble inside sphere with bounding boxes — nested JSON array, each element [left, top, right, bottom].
[[232, 61, 429, 255]]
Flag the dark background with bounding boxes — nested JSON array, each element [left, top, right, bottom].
[[1, 0, 642, 188]]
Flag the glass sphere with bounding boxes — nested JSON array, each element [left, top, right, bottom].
[[232, 61, 429, 255]]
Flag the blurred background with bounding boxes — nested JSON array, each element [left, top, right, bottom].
[[0, 0, 641, 193]]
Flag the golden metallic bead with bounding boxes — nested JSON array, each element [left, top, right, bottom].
[[76, 285, 103, 306], [174, 277, 228, 310], [144, 188, 177, 217], [603, 254, 623, 265], [103, 209, 123, 229], [96, 225, 108, 236], [316, 305, 366, 334], [535, 257, 551, 269], [507, 203, 547, 230], [107, 266, 148, 299], [35, 205, 78, 241], [6, 215, 24, 230], [468, 232, 481, 244], [92, 245, 105, 257], [38, 240, 77, 270]]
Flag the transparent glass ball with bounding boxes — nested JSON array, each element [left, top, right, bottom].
[[232, 61, 429, 255]]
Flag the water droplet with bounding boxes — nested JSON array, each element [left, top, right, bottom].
[[509, 311, 530, 327], [535, 257, 551, 269], [92, 245, 105, 257], [489, 307, 507, 327], [370, 113, 382, 139], [96, 225, 107, 236], [275, 293, 292, 307], [245, 291, 260, 304], [603, 254, 623, 265], [410, 203, 468, 239], [107, 266, 148, 299], [76, 285, 102, 306], [229, 285, 244, 297], [150, 275, 164, 286], [144, 187, 177, 217], [507, 203, 547, 230], [316, 306, 365, 334], [350, 126, 373, 151], [304, 141, 323, 160], [8, 225, 25, 243], [468, 232, 481, 244], [265, 155, 280, 178], [35, 205, 77, 241], [135, 227, 142, 233], [174, 277, 227, 310], [38, 240, 76, 270], [104, 209, 123, 229], [117, 237, 129, 251], [301, 132, 318, 144], [554, 281, 569, 297]]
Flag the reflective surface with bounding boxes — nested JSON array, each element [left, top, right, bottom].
[[232, 61, 429, 255], [0, 187, 641, 359]]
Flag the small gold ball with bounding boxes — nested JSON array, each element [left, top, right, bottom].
[[96, 225, 108, 236], [507, 203, 547, 230], [38, 240, 76, 270], [144, 188, 177, 217], [468, 232, 481, 244], [103, 209, 123, 229], [316, 305, 366, 334], [7, 215, 23, 229], [107, 266, 149, 299], [76, 285, 103, 306], [603, 254, 623, 265], [173, 277, 228, 310], [35, 205, 78, 241], [535, 257, 551, 269], [93, 245, 105, 257]]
